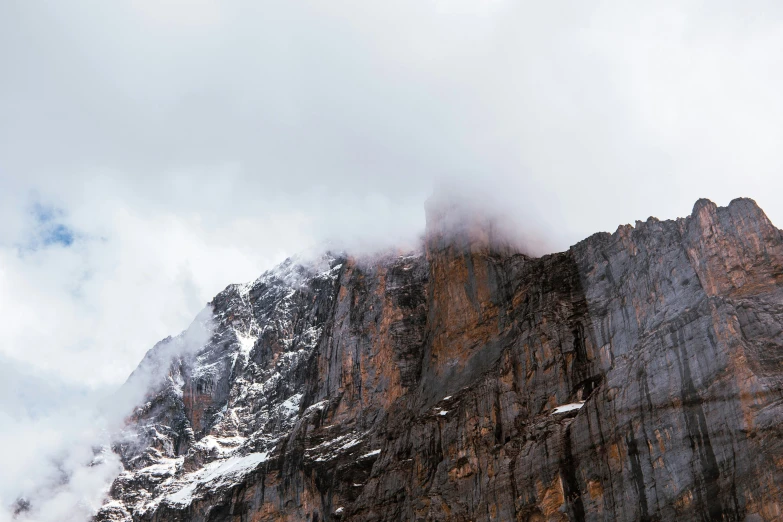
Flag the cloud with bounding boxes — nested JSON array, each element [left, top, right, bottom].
[[0, 311, 215, 522], [2, 0, 783, 519], [113, 305, 216, 419], [0, 355, 121, 522]]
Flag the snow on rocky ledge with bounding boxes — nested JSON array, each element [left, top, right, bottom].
[[163, 452, 269, 507], [551, 401, 585, 415]]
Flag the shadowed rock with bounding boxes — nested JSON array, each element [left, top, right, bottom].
[[97, 197, 783, 522]]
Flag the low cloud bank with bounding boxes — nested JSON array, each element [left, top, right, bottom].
[[0, 308, 214, 522]]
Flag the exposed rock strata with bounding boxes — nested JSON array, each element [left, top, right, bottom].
[[97, 197, 783, 521]]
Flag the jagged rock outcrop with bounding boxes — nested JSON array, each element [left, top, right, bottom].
[[97, 197, 783, 522]]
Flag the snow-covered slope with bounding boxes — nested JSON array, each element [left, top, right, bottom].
[[98, 253, 349, 520]]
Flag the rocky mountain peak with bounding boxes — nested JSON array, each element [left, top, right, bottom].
[[424, 187, 528, 257], [96, 197, 783, 522]]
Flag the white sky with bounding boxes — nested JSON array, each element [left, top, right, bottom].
[[2, 1, 783, 519], [2, 0, 783, 390]]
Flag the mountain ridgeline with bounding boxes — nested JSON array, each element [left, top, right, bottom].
[[97, 197, 783, 522]]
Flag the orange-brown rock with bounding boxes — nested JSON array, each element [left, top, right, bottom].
[[99, 197, 783, 522]]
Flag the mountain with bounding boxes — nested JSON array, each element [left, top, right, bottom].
[[96, 197, 783, 522]]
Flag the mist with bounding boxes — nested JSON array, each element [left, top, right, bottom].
[[3, 0, 783, 519], [0, 309, 215, 521]]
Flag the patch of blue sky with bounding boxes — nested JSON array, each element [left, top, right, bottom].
[[31, 201, 60, 223], [21, 201, 77, 250], [42, 223, 75, 247]]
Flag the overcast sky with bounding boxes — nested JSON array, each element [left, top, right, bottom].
[[2, 0, 783, 410], [3, 1, 783, 518]]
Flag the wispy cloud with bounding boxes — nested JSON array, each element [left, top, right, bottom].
[[0, 310, 215, 521], [2, 1, 783, 520]]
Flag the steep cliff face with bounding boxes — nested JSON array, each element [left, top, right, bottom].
[[97, 198, 783, 522]]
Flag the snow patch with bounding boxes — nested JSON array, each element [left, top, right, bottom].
[[360, 449, 381, 459], [137, 457, 181, 478], [551, 402, 585, 414], [338, 438, 361, 451], [193, 435, 247, 456], [305, 400, 329, 414], [165, 452, 268, 506], [192, 358, 224, 379], [235, 329, 258, 360], [279, 393, 303, 417], [310, 432, 365, 462]]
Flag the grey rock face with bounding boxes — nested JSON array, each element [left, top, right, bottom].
[[97, 198, 783, 522]]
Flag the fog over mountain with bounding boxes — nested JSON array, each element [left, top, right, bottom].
[[2, 1, 783, 520]]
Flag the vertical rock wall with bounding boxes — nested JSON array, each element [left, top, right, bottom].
[[99, 198, 783, 522]]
